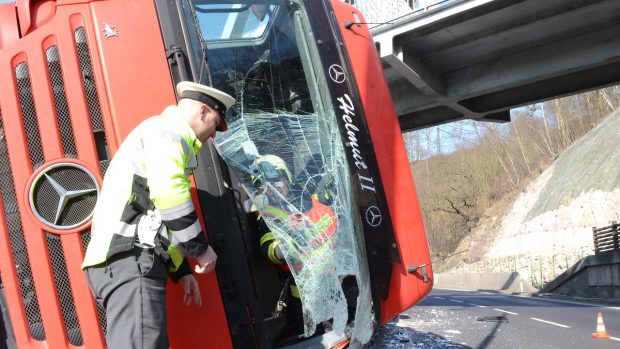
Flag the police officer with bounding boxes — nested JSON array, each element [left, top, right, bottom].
[[82, 82, 235, 349]]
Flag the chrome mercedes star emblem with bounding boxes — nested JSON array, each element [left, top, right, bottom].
[[45, 173, 97, 225], [365, 205, 382, 227], [29, 162, 99, 230], [328, 64, 346, 83]]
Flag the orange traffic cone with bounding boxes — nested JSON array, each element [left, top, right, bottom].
[[592, 312, 610, 339]]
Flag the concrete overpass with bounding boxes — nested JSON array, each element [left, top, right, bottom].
[[369, 0, 620, 131]]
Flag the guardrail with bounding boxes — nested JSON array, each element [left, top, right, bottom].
[[593, 222, 619, 254]]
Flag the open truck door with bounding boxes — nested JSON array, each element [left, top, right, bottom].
[[0, 0, 432, 348]]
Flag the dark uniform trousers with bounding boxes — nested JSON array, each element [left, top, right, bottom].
[[84, 247, 169, 349]]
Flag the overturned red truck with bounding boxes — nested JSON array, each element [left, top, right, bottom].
[[0, 0, 432, 348]]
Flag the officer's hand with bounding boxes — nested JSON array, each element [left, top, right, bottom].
[[195, 245, 218, 274], [180, 274, 202, 307]]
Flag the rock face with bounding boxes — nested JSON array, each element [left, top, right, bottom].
[[484, 109, 620, 260], [442, 109, 620, 287]]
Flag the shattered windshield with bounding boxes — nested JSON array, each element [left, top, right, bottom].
[[185, 0, 373, 343]]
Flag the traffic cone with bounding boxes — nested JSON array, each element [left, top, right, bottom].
[[592, 312, 610, 339]]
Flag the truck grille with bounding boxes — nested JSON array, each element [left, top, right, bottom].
[[0, 23, 109, 347]]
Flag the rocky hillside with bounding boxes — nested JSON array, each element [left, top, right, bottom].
[[445, 108, 620, 280]]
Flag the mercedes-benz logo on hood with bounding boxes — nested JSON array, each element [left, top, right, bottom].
[[29, 162, 99, 230]]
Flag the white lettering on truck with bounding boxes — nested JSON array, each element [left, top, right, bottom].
[[337, 94, 376, 193]]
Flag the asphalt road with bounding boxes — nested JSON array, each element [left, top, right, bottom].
[[370, 288, 620, 348]]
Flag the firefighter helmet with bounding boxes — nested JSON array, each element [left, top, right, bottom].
[[252, 155, 293, 185]]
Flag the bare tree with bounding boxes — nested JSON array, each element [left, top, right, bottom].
[[409, 85, 620, 263]]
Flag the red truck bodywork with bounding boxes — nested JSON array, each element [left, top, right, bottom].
[[0, 1, 432, 348]]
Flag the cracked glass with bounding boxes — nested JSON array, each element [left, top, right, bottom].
[[186, 0, 374, 343]]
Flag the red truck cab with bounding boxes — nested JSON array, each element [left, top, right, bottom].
[[0, 0, 432, 348]]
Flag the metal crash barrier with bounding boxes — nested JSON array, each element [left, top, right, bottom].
[[593, 222, 619, 254]]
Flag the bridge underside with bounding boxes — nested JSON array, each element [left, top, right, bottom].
[[372, 0, 620, 131]]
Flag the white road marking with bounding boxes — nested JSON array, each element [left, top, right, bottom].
[[435, 288, 620, 311], [611, 337, 620, 342], [493, 308, 518, 315], [530, 317, 570, 328], [450, 299, 464, 303], [434, 296, 446, 300], [468, 303, 487, 308]]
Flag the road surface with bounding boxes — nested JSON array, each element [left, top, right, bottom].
[[370, 288, 620, 348]]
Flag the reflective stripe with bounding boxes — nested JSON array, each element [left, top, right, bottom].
[[166, 244, 184, 272], [267, 241, 282, 264], [170, 219, 202, 243], [263, 205, 291, 221], [260, 232, 276, 247], [115, 221, 137, 237], [159, 199, 195, 221], [290, 284, 300, 298]]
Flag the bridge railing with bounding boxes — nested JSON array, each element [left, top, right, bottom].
[[350, 0, 456, 28], [593, 222, 620, 254], [409, 0, 456, 12]]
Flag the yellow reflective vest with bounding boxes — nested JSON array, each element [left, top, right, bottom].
[[82, 106, 209, 271]]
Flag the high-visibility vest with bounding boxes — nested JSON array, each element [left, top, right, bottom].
[[82, 106, 209, 271], [304, 195, 337, 249], [261, 196, 337, 269]]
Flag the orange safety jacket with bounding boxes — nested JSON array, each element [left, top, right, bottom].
[[260, 195, 337, 296], [262, 195, 336, 256]]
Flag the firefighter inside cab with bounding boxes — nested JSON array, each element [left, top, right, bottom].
[[253, 154, 339, 344]]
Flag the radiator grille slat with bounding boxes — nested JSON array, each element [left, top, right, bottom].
[[46, 46, 77, 158], [15, 63, 44, 170], [0, 111, 46, 341], [46, 233, 83, 346], [75, 27, 109, 176]]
